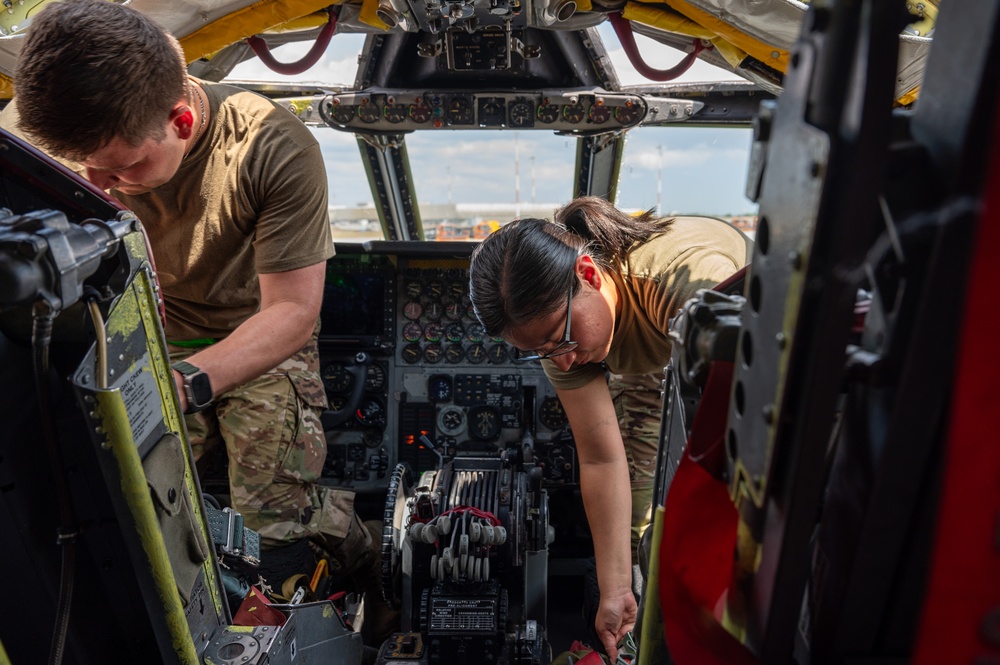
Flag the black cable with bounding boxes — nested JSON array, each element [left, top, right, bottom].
[[32, 301, 78, 665]]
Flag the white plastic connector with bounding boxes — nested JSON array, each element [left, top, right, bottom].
[[439, 515, 451, 535], [409, 522, 424, 543]]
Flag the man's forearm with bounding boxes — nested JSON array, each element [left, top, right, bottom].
[[176, 300, 317, 398]]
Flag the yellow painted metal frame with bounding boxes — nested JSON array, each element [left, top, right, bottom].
[[85, 231, 225, 662]]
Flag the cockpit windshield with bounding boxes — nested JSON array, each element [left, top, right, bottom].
[[225, 25, 758, 243]]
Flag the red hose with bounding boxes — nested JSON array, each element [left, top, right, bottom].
[[246, 8, 338, 76], [608, 12, 707, 82]]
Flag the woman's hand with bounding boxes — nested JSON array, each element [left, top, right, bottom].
[[596, 586, 637, 659]]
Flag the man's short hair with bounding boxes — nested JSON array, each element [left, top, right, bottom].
[[15, 0, 187, 159]]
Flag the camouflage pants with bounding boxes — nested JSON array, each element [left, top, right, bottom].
[[171, 338, 368, 560], [607, 371, 663, 565]]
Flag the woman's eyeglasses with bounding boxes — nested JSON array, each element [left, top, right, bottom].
[[512, 286, 578, 361]]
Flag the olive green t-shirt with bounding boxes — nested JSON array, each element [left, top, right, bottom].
[[542, 216, 751, 390], [114, 81, 333, 341]]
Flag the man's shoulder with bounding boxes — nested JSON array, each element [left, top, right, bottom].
[[206, 81, 316, 147]]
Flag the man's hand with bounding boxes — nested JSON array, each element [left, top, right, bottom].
[[596, 587, 637, 660]]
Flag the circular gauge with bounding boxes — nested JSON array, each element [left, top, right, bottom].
[[490, 335, 505, 343], [509, 100, 535, 128], [410, 101, 432, 123], [402, 343, 422, 364], [537, 103, 560, 123], [445, 322, 465, 343], [428, 374, 453, 402], [404, 279, 423, 300], [363, 428, 384, 448], [355, 397, 386, 428], [588, 102, 612, 124], [563, 102, 586, 124], [447, 97, 473, 125], [423, 343, 444, 363], [424, 280, 444, 298], [449, 280, 467, 299], [402, 321, 423, 342], [480, 98, 505, 125], [615, 102, 644, 125], [384, 103, 407, 123], [328, 396, 346, 411], [466, 302, 478, 320], [424, 322, 444, 342], [468, 405, 501, 441], [446, 301, 465, 321], [445, 343, 465, 364], [365, 363, 386, 392], [403, 301, 423, 321], [539, 396, 568, 430], [437, 405, 466, 436], [467, 322, 485, 342], [322, 362, 353, 394], [487, 343, 508, 364], [358, 102, 380, 123], [329, 103, 355, 124], [424, 301, 443, 321], [467, 343, 486, 364]]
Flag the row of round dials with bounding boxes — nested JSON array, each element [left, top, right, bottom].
[[402, 277, 466, 301], [401, 341, 512, 365], [402, 299, 474, 323], [402, 320, 497, 344], [326, 96, 644, 127]]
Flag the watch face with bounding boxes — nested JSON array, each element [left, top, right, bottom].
[[188, 372, 213, 407]]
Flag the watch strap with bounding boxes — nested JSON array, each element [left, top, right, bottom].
[[171, 360, 201, 376]]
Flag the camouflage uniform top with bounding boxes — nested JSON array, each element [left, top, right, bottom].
[[113, 79, 334, 342], [542, 216, 751, 391]]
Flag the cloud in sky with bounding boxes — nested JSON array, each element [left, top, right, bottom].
[[229, 25, 758, 216]]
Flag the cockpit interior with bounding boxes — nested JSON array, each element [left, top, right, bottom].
[[3, 0, 999, 664]]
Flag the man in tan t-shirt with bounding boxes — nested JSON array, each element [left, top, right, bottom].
[[5, 0, 395, 643]]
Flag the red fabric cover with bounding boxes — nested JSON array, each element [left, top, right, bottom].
[[232, 586, 288, 627], [659, 361, 759, 665], [911, 103, 1000, 663]]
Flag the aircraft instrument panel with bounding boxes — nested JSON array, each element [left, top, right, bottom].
[[317, 242, 575, 493]]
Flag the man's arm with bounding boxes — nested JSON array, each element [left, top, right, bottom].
[[557, 375, 637, 659], [172, 262, 325, 411]]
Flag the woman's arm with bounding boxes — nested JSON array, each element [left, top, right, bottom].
[[557, 374, 637, 658]]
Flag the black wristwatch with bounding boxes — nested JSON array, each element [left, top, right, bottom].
[[171, 360, 213, 414]]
